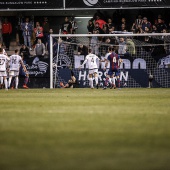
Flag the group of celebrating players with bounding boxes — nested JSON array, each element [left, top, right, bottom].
[[0, 47, 29, 90], [60, 46, 123, 89], [80, 47, 123, 89]]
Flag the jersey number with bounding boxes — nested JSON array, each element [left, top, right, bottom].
[[113, 57, 117, 63], [0, 59, 5, 65], [12, 58, 17, 64], [91, 58, 94, 63]]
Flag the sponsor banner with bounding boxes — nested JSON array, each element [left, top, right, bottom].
[[18, 57, 50, 88], [58, 68, 149, 88], [0, 0, 63, 9], [158, 55, 170, 68], [66, 0, 170, 8], [25, 57, 50, 77], [57, 55, 170, 88]]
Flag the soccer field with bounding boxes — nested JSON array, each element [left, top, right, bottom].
[[0, 88, 170, 170]]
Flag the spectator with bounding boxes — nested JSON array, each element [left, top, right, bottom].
[[42, 17, 50, 48], [2, 18, 12, 50], [21, 17, 33, 51], [47, 28, 55, 54], [116, 37, 127, 56], [70, 17, 78, 34], [19, 44, 30, 60], [34, 22, 44, 45], [87, 19, 94, 34], [58, 38, 66, 55], [95, 15, 106, 30], [152, 25, 158, 33], [118, 17, 129, 31], [33, 39, 46, 59], [105, 37, 115, 45], [141, 17, 151, 33], [107, 18, 115, 33], [78, 44, 88, 56], [94, 22, 104, 34], [135, 15, 143, 26], [103, 24, 109, 34], [120, 23, 128, 32], [126, 37, 136, 56], [90, 29, 99, 55], [61, 17, 72, 34], [156, 18, 167, 33]]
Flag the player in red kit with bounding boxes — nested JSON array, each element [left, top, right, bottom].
[[104, 47, 123, 89]]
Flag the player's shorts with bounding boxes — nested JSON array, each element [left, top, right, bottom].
[[105, 68, 109, 74], [9, 70, 19, 77], [108, 68, 120, 77], [20, 69, 27, 77], [88, 68, 98, 75], [0, 71, 7, 77]]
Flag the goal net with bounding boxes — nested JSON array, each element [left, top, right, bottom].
[[50, 33, 170, 88]]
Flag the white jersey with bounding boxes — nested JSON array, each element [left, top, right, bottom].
[[104, 52, 111, 69], [9, 54, 22, 71], [0, 54, 9, 71], [83, 53, 99, 69]]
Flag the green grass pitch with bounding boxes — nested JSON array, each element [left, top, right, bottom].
[[0, 88, 170, 170]]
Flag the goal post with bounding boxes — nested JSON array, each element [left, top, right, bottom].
[[50, 33, 170, 89]]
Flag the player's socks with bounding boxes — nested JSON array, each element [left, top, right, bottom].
[[108, 78, 112, 84], [89, 78, 93, 88], [15, 77, 19, 89], [104, 77, 109, 86], [24, 77, 29, 85], [112, 77, 116, 86], [111, 77, 116, 89], [4, 79, 8, 89], [117, 78, 120, 88], [95, 77, 98, 89], [0, 77, 3, 84], [11, 78, 15, 88], [8, 77, 12, 88]]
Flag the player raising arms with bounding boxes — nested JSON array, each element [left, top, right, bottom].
[[79, 49, 100, 89], [8, 49, 27, 89], [101, 46, 113, 89], [104, 47, 123, 89], [0, 48, 10, 90]]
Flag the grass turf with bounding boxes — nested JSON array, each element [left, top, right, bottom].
[[0, 88, 170, 170]]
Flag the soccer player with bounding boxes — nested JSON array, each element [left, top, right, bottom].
[[104, 47, 123, 89], [60, 69, 78, 88], [101, 46, 113, 89], [10, 55, 29, 89], [79, 49, 100, 89], [0, 43, 8, 88], [0, 48, 9, 90], [8, 49, 27, 89]]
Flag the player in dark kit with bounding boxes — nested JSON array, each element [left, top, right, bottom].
[[60, 69, 78, 88], [103, 47, 123, 89]]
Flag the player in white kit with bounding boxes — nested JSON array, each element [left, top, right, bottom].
[[0, 43, 8, 88], [0, 48, 10, 90], [79, 49, 100, 89], [8, 49, 27, 89]]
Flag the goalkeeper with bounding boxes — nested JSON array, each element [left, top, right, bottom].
[[60, 69, 78, 88]]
